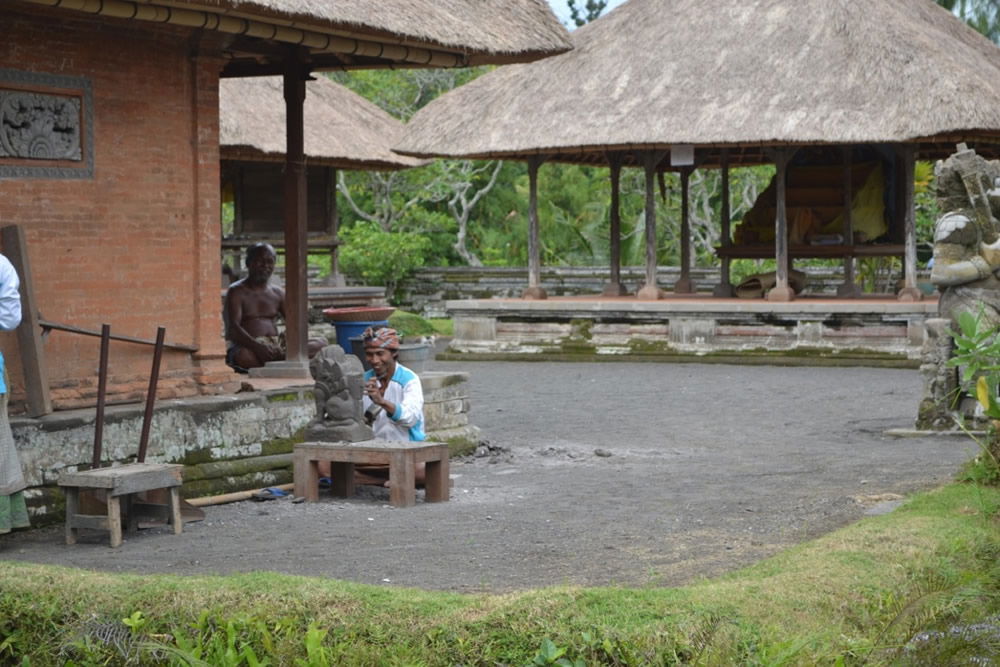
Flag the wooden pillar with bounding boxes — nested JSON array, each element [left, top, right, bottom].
[[327, 167, 346, 288], [636, 151, 667, 299], [713, 150, 734, 297], [1, 225, 51, 416], [767, 148, 795, 302], [282, 48, 309, 366], [837, 146, 859, 297], [897, 145, 922, 301], [674, 166, 695, 294], [602, 152, 627, 296], [522, 155, 547, 300]]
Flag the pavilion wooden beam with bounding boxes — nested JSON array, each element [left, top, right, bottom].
[[326, 166, 346, 287], [522, 155, 548, 300], [767, 148, 796, 302], [837, 146, 860, 297], [637, 150, 667, 300], [674, 166, 695, 294], [602, 152, 628, 296], [897, 145, 922, 301], [713, 150, 734, 297]]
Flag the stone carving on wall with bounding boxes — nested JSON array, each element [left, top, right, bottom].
[[306, 344, 373, 442], [0, 90, 82, 161], [0, 69, 92, 179], [917, 144, 1000, 428]]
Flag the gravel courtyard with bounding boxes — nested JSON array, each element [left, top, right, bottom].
[[1, 360, 976, 593]]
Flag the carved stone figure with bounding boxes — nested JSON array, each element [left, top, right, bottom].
[[917, 144, 1000, 428], [306, 345, 373, 442], [930, 144, 1000, 328]]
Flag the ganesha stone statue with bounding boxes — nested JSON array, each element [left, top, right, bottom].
[[306, 344, 373, 442]]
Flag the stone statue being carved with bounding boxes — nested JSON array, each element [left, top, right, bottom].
[[306, 345, 373, 442], [918, 144, 1000, 428]]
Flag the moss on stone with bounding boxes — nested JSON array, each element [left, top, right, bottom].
[[260, 429, 306, 456], [266, 391, 301, 403]]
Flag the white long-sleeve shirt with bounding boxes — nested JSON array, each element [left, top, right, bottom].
[[0, 254, 21, 395], [362, 363, 425, 441]]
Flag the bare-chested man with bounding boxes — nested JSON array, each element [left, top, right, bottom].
[[225, 243, 286, 372]]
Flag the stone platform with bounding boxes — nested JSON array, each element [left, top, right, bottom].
[[443, 295, 939, 366]]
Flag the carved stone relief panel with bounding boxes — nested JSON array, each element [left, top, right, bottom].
[[0, 69, 93, 179]]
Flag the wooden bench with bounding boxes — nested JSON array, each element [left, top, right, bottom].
[[59, 463, 184, 548], [293, 440, 449, 508]]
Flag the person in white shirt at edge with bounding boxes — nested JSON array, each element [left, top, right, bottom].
[[351, 326, 426, 487], [0, 254, 28, 537]]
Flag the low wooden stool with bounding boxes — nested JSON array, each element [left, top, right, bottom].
[[58, 462, 184, 548], [293, 440, 450, 508]]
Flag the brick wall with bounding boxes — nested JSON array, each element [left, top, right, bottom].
[[0, 6, 234, 412]]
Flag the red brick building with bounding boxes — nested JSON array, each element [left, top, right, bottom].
[[0, 0, 570, 414]]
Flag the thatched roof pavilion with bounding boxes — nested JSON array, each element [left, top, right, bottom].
[[220, 76, 424, 171], [20, 0, 571, 72], [396, 0, 1000, 301], [219, 76, 425, 287]]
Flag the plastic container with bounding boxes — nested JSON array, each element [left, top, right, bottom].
[[333, 320, 388, 358]]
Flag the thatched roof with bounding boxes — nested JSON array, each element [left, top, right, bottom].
[[220, 76, 426, 171], [185, 0, 571, 65], [396, 0, 1000, 166]]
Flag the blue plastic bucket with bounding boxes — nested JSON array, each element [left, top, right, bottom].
[[333, 320, 388, 363]]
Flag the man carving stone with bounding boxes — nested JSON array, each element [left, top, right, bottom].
[[224, 242, 325, 372]]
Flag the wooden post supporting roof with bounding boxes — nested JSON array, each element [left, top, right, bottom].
[[837, 146, 860, 297], [767, 149, 796, 302], [602, 152, 627, 296], [279, 48, 311, 375], [713, 150, 734, 297], [897, 145, 922, 302], [1, 225, 51, 416], [522, 155, 547, 300], [674, 166, 694, 294], [637, 150, 666, 300]]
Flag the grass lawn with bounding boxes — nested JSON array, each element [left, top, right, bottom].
[[2, 481, 999, 665]]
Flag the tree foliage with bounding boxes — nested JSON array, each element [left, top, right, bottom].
[[937, 0, 1000, 43], [566, 0, 608, 27]]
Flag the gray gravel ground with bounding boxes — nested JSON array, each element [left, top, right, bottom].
[[0, 359, 977, 593]]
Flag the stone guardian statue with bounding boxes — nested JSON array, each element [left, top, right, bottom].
[[306, 345, 373, 442]]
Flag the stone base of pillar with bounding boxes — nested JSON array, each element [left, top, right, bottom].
[[521, 286, 548, 300], [712, 283, 734, 297], [673, 277, 695, 294], [766, 284, 796, 302], [837, 282, 861, 298], [896, 287, 923, 302], [636, 284, 661, 300], [249, 360, 312, 379], [601, 282, 629, 297]]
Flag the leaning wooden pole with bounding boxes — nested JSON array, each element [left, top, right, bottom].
[[92, 324, 111, 468], [523, 155, 547, 300], [767, 149, 795, 302], [137, 327, 166, 464]]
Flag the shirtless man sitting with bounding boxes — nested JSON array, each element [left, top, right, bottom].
[[224, 242, 324, 372]]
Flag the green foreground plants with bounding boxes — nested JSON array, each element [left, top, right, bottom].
[[2, 482, 1000, 665]]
